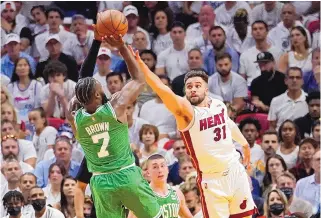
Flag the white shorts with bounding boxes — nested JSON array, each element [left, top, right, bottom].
[[197, 162, 257, 218]]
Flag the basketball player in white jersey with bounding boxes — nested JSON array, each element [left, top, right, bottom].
[[132, 50, 257, 218]]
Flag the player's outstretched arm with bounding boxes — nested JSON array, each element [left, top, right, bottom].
[[176, 188, 193, 218], [133, 51, 193, 130], [79, 24, 102, 79], [227, 118, 251, 171]]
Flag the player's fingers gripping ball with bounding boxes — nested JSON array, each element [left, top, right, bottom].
[[96, 10, 128, 40]]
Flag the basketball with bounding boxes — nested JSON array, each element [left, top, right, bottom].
[[96, 10, 128, 39]]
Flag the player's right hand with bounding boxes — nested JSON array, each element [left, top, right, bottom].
[[102, 34, 124, 49]]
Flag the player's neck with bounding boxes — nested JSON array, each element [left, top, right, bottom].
[[197, 96, 211, 108], [150, 182, 168, 194]]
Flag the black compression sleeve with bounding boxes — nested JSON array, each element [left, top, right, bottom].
[[78, 40, 101, 79]]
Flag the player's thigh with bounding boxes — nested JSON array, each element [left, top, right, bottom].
[[90, 175, 125, 218], [229, 165, 257, 217], [200, 177, 230, 218], [120, 166, 162, 218]]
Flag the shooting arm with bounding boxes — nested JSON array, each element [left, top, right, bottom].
[[79, 39, 101, 79], [74, 181, 87, 218]]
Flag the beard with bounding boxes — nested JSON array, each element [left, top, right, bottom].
[[186, 94, 206, 106], [3, 153, 17, 161], [217, 69, 231, 78], [213, 42, 225, 51]]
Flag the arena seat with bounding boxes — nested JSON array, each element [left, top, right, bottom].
[[47, 118, 65, 130]]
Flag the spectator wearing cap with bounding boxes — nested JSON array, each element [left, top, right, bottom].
[[33, 7, 77, 62], [295, 149, 320, 214], [294, 91, 320, 139], [268, 3, 311, 53], [203, 26, 239, 76], [1, 1, 29, 36], [303, 47, 320, 93], [250, 51, 287, 113], [1, 33, 36, 79], [93, 47, 113, 97], [1, 120, 37, 168], [226, 8, 255, 54], [155, 21, 191, 80], [69, 14, 94, 67], [27, 108, 58, 163], [29, 5, 48, 36], [34, 137, 80, 188], [35, 34, 79, 83], [268, 67, 308, 131], [239, 20, 283, 87], [122, 5, 151, 49], [208, 53, 247, 112], [214, 1, 252, 29], [40, 60, 76, 119], [250, 2, 284, 30]]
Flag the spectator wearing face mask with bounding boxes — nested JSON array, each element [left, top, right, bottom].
[[1, 191, 28, 218], [277, 171, 314, 218], [263, 189, 291, 218], [29, 186, 64, 218]]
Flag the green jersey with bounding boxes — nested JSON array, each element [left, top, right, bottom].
[[74, 102, 134, 173], [154, 185, 180, 218]]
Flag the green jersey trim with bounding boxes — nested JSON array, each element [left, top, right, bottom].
[[153, 184, 177, 199], [81, 105, 104, 116], [107, 101, 117, 119]]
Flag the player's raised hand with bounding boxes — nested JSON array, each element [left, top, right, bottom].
[[102, 34, 124, 49], [127, 45, 141, 61]]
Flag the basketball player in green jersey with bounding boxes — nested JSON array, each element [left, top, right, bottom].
[[66, 35, 162, 218], [128, 154, 193, 218]]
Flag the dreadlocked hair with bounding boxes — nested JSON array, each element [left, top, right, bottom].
[[2, 190, 24, 208], [75, 77, 98, 105]]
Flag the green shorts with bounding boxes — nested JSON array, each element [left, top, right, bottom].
[[90, 165, 162, 218]]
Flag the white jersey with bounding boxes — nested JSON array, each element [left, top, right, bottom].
[[180, 98, 239, 174]]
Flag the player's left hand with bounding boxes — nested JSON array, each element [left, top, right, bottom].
[[102, 34, 124, 49]]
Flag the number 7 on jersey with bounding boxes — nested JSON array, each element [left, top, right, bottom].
[[91, 132, 110, 158]]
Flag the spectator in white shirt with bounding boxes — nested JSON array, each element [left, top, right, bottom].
[[186, 5, 215, 41], [7, 58, 43, 122], [277, 171, 314, 218], [139, 76, 177, 144], [151, 9, 173, 55], [19, 172, 37, 218], [1, 120, 37, 168], [227, 8, 255, 54], [208, 53, 247, 112], [156, 21, 190, 80], [268, 67, 308, 130], [1, 1, 29, 36], [239, 118, 264, 165], [40, 60, 76, 119], [122, 5, 150, 49], [29, 5, 48, 36], [28, 108, 57, 163], [33, 7, 77, 62], [239, 20, 283, 86], [278, 26, 313, 74], [215, 1, 252, 29], [250, 2, 284, 30], [1, 159, 22, 198], [93, 47, 113, 97], [268, 3, 311, 53], [106, 72, 124, 95], [127, 101, 149, 149], [276, 120, 300, 169], [1, 135, 33, 173], [1, 190, 27, 218], [69, 14, 94, 67], [132, 31, 149, 53], [29, 186, 65, 218], [43, 162, 66, 206]]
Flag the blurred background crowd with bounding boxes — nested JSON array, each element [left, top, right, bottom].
[[0, 1, 320, 218]]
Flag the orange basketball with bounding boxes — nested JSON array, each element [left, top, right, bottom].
[[96, 10, 128, 39]]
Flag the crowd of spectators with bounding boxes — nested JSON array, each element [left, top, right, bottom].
[[1, 1, 320, 218]]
